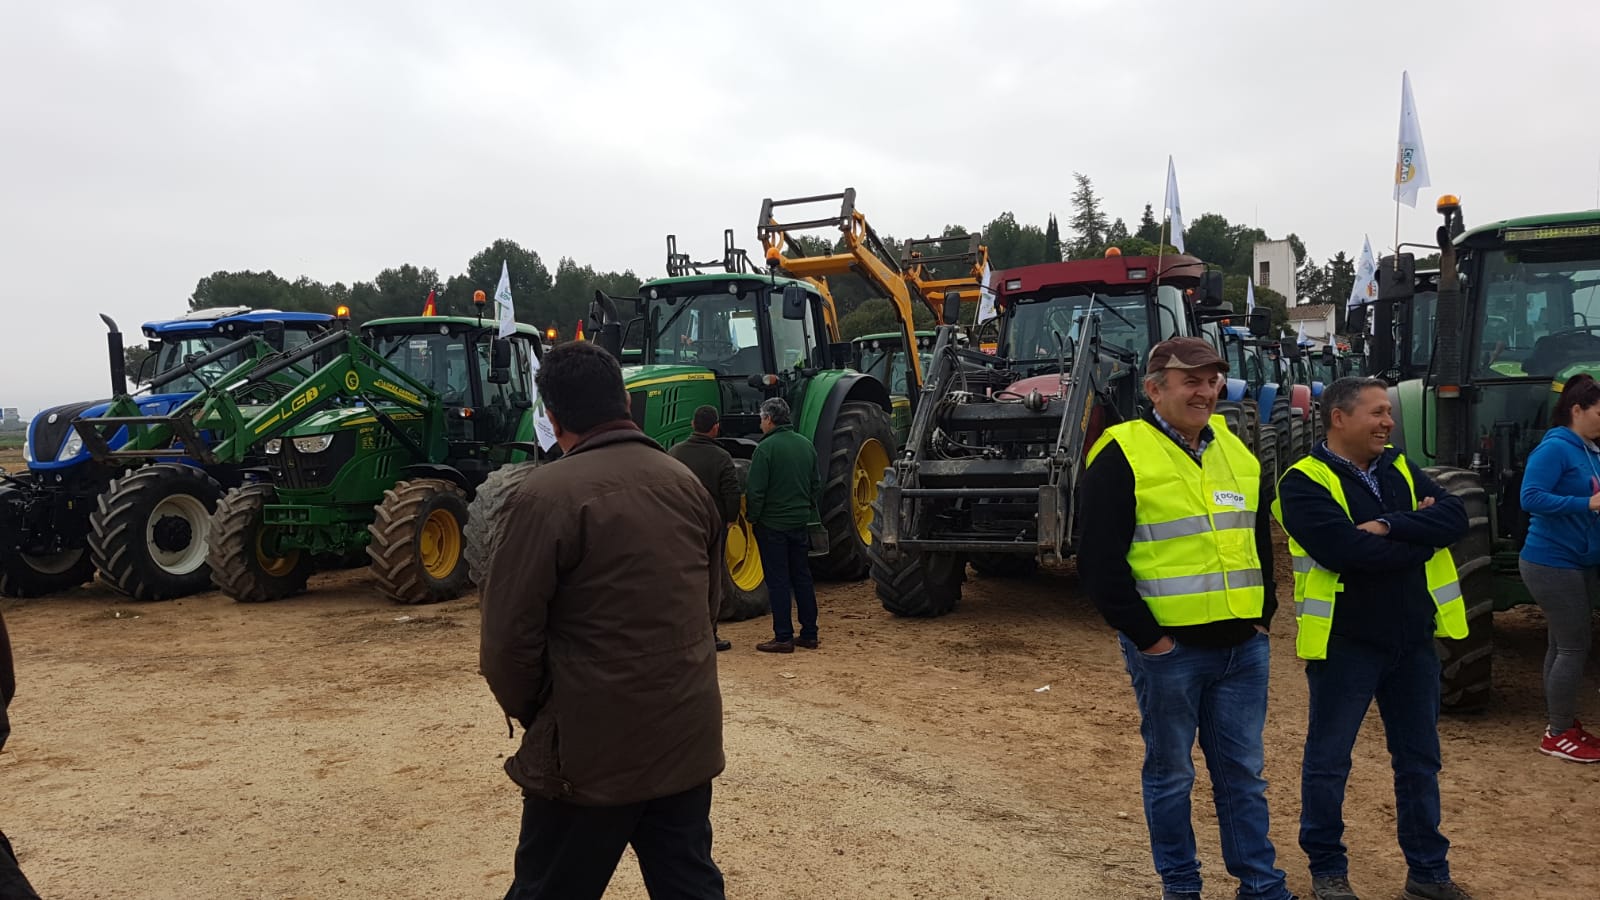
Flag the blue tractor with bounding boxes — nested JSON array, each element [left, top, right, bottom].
[[1, 307, 332, 599]]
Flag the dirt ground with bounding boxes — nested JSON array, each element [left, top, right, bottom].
[[2, 504, 1597, 898]]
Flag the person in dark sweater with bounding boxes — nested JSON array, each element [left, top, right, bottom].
[[1, 609, 42, 899], [1274, 376, 1473, 900], [1079, 337, 1294, 900], [746, 398, 821, 654], [669, 405, 743, 652]]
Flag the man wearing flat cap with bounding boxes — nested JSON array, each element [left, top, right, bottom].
[[1079, 337, 1294, 900]]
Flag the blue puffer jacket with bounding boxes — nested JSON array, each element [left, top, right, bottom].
[[1520, 426, 1600, 569]]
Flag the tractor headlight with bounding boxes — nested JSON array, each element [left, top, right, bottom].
[[291, 434, 335, 454], [264, 439, 282, 454], [22, 436, 32, 463], [57, 431, 84, 461]]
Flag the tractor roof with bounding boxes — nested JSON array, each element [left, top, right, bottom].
[[641, 272, 821, 295], [143, 308, 334, 336], [1455, 209, 1600, 248], [993, 254, 1207, 297], [362, 315, 544, 337]]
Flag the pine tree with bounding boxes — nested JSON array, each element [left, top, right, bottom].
[[1044, 214, 1063, 262], [1068, 173, 1110, 258], [1136, 203, 1162, 243]]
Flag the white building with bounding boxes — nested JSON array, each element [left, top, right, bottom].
[[1288, 303, 1337, 347], [1251, 240, 1298, 307]]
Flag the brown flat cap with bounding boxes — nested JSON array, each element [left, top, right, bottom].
[[1146, 336, 1229, 374]]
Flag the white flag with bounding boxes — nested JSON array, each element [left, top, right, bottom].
[[1246, 277, 1256, 315], [525, 349, 558, 452], [1393, 71, 1431, 208], [1164, 156, 1186, 254], [1297, 320, 1309, 346], [1348, 235, 1379, 311], [976, 261, 996, 323], [494, 260, 517, 339]]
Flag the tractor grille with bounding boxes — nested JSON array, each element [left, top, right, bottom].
[[270, 432, 357, 490]]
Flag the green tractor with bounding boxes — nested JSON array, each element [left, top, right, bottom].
[[86, 307, 548, 604], [1371, 196, 1600, 710], [850, 330, 934, 441]]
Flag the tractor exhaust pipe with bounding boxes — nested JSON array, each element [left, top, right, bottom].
[[1431, 196, 1466, 466], [100, 313, 126, 396]]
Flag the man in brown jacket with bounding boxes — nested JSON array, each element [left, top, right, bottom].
[[480, 341, 726, 900], [1, 609, 42, 899]]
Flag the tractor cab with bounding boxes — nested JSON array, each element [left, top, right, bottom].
[[852, 331, 933, 439]]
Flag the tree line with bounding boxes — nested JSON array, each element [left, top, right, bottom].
[[179, 177, 1378, 344]]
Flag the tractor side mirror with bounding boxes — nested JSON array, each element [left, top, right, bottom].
[[1347, 304, 1369, 333], [1282, 340, 1302, 360], [1201, 271, 1226, 305], [781, 284, 808, 320], [1321, 346, 1336, 365], [942, 290, 962, 325], [1377, 253, 1416, 302], [488, 337, 512, 385], [263, 322, 285, 351], [828, 341, 853, 369], [1247, 310, 1271, 338]]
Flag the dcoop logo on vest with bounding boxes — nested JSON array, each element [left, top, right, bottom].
[[1212, 490, 1247, 509]]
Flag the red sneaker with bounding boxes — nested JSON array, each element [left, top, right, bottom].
[[1541, 727, 1600, 763], [1572, 720, 1600, 748]]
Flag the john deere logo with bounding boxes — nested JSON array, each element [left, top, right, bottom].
[[1395, 147, 1417, 185], [345, 371, 360, 391]]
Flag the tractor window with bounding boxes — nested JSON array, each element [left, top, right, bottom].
[[765, 287, 815, 373], [1476, 248, 1600, 378], [479, 336, 532, 409], [649, 292, 762, 374], [1005, 293, 1151, 365], [377, 333, 470, 404], [152, 335, 250, 393]]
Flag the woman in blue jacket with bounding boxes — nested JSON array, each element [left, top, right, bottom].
[[1520, 374, 1600, 763]]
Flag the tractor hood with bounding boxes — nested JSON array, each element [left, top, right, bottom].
[[1003, 373, 1071, 400], [27, 392, 196, 471], [278, 404, 422, 438], [620, 364, 718, 388]]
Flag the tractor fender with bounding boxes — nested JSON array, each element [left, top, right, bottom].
[[1311, 380, 1324, 399], [398, 463, 472, 495], [1224, 377, 1247, 403], [802, 373, 892, 482], [1257, 384, 1280, 423], [1289, 384, 1313, 421]]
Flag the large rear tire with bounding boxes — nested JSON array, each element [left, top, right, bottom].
[[207, 484, 315, 603], [1288, 415, 1308, 465], [867, 472, 964, 617], [1428, 466, 1494, 713], [812, 402, 896, 581], [90, 463, 224, 601], [368, 478, 471, 605], [1257, 424, 1280, 503], [464, 463, 539, 589]]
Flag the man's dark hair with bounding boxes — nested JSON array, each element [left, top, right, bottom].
[[534, 342, 630, 434], [691, 405, 720, 434], [1554, 373, 1600, 427], [1321, 376, 1389, 430]]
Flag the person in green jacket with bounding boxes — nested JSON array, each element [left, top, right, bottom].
[[746, 398, 821, 653]]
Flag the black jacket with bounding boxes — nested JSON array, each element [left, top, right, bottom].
[[1, 609, 14, 751], [1276, 443, 1467, 649], [668, 434, 742, 526], [1078, 413, 1278, 651]]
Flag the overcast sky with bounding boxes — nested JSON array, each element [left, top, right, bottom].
[[3, 0, 1597, 416]]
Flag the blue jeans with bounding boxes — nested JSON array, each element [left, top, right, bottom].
[[754, 525, 817, 643], [1301, 635, 1450, 884], [1118, 632, 1291, 900]]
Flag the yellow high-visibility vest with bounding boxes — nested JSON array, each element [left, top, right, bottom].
[[1087, 417, 1265, 625], [1270, 454, 1469, 660]]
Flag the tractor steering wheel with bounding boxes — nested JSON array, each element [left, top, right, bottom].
[[694, 339, 737, 360]]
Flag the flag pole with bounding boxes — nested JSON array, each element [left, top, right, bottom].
[[1155, 217, 1167, 292], [1393, 201, 1401, 272]]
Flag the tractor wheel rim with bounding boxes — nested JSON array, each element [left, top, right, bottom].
[[23, 548, 85, 576], [852, 438, 890, 546], [255, 531, 300, 578], [420, 508, 462, 579], [146, 494, 210, 575], [726, 515, 764, 592]]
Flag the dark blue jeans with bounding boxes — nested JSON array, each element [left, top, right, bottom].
[[1301, 635, 1450, 884], [1119, 632, 1291, 900], [754, 525, 817, 643]]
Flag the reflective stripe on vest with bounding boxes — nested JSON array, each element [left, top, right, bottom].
[[1270, 453, 1470, 660], [1088, 416, 1265, 627]]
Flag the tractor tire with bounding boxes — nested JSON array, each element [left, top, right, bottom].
[[720, 459, 769, 622], [90, 463, 224, 601], [207, 484, 314, 603], [0, 475, 96, 597], [1428, 466, 1495, 713], [969, 553, 1038, 578], [1270, 410, 1294, 474], [464, 462, 539, 589], [867, 472, 964, 617], [368, 478, 472, 605], [1214, 401, 1246, 444], [811, 402, 896, 581], [1257, 424, 1280, 503], [1288, 415, 1308, 465], [1240, 399, 1261, 456]]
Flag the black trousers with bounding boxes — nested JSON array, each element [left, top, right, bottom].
[[505, 782, 724, 900], [0, 829, 39, 900]]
